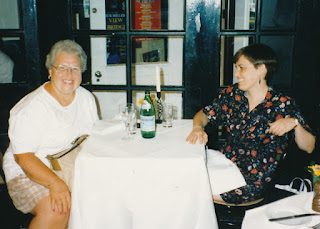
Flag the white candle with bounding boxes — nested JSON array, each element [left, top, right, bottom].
[[156, 66, 161, 92]]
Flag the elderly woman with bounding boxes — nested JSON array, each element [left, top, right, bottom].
[[186, 43, 315, 204], [3, 40, 98, 228]]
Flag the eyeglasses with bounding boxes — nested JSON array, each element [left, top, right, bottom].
[[52, 65, 81, 74]]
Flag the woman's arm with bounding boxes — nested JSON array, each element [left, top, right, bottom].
[[269, 118, 315, 153], [186, 110, 209, 144], [14, 153, 71, 214], [293, 120, 315, 153]]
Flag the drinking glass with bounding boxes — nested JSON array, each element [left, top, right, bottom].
[[163, 103, 173, 127], [119, 103, 135, 140], [129, 109, 137, 134]]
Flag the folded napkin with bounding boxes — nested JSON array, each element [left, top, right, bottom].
[[206, 149, 247, 195]]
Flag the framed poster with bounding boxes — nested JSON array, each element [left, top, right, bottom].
[[133, 37, 166, 63], [132, 0, 161, 30], [106, 0, 125, 30]]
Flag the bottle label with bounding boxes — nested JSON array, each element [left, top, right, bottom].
[[141, 100, 151, 111], [140, 115, 155, 131]]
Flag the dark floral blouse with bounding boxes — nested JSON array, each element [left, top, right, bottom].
[[203, 84, 312, 204]]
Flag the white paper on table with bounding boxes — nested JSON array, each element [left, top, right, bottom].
[[206, 149, 247, 194]]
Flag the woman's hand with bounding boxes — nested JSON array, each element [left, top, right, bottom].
[[186, 126, 208, 145], [14, 153, 73, 214], [186, 110, 209, 145], [49, 178, 71, 214], [269, 117, 315, 153], [269, 118, 296, 136]]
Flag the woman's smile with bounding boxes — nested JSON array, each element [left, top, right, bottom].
[[47, 52, 82, 105]]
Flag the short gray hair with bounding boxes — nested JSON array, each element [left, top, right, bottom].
[[45, 39, 87, 72]]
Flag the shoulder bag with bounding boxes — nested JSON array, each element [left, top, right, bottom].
[[46, 134, 89, 190]]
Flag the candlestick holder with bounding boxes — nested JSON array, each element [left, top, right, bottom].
[[156, 92, 163, 123]]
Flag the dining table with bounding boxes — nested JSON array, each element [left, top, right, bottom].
[[242, 192, 320, 228], [68, 119, 218, 229]]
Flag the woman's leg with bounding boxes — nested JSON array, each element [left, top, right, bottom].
[[29, 195, 69, 229]]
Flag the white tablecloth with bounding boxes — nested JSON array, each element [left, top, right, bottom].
[[242, 192, 320, 229], [69, 119, 218, 229]]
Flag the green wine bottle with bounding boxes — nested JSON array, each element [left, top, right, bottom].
[[140, 90, 156, 138]]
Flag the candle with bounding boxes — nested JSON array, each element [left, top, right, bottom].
[[156, 66, 161, 92]]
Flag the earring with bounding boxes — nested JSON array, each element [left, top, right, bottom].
[[259, 77, 261, 85], [48, 75, 51, 80]]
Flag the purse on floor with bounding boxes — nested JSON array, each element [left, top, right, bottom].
[[46, 134, 89, 189]]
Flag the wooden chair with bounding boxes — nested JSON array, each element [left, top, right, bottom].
[[212, 142, 307, 228], [214, 198, 264, 229], [212, 147, 293, 228]]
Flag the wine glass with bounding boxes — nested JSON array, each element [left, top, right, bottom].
[[119, 103, 135, 140]]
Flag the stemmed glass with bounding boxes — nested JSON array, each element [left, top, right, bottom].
[[119, 103, 135, 140]]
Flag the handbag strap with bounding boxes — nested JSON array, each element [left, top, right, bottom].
[[304, 179, 313, 192], [289, 177, 304, 191], [52, 134, 89, 159]]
